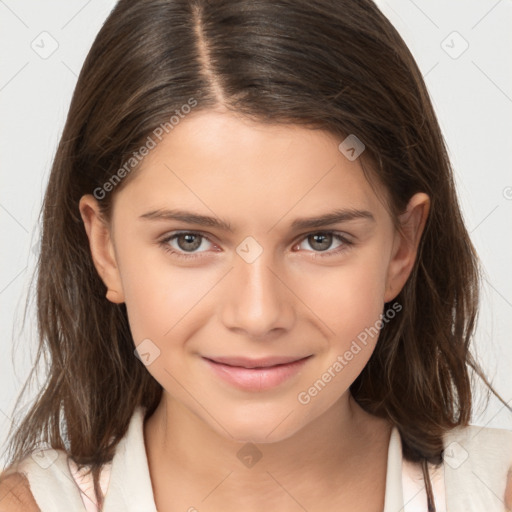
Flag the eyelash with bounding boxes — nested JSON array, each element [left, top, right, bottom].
[[158, 231, 354, 260]]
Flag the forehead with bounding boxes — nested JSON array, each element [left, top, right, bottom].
[[112, 109, 389, 228]]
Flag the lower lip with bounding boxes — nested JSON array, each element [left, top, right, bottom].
[[203, 356, 311, 392]]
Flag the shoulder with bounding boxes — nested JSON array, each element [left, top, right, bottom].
[[0, 470, 40, 512], [443, 423, 512, 464], [442, 424, 512, 510], [0, 447, 79, 511]]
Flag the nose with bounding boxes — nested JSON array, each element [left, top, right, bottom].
[[220, 249, 295, 338]]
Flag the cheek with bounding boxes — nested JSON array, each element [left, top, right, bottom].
[[301, 252, 389, 339], [292, 258, 391, 408], [301, 248, 391, 388], [113, 237, 197, 343]]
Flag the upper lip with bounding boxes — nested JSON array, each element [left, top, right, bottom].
[[204, 355, 311, 369]]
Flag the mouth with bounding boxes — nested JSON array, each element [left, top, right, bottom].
[[204, 355, 311, 368], [202, 355, 312, 391]]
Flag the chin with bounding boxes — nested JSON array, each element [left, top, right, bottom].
[[211, 408, 308, 445]]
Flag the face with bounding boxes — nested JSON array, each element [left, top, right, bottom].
[[80, 109, 429, 443]]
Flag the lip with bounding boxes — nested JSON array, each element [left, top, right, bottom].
[[202, 355, 312, 391], [205, 355, 311, 368]]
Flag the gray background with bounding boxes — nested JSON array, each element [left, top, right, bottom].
[[1, 0, 511, 466]]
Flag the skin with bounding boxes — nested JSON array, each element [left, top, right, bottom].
[[79, 108, 430, 512]]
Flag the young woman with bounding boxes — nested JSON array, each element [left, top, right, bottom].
[[1, 0, 511, 511]]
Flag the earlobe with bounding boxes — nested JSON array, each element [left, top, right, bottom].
[[106, 289, 124, 303], [384, 192, 430, 302], [79, 194, 125, 304]]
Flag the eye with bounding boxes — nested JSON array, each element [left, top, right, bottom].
[[295, 231, 353, 258], [159, 232, 217, 259]]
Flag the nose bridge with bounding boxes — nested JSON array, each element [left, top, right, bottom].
[[220, 240, 294, 336]]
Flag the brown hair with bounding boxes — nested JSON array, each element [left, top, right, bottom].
[[2, 0, 508, 510]]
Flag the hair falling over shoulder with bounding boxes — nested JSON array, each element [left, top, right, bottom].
[[2, 1, 509, 510]]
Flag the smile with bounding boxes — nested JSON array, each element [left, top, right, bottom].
[[202, 355, 312, 391]]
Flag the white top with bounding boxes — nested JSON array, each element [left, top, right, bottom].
[[12, 406, 512, 511]]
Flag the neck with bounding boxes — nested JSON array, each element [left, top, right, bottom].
[[144, 392, 391, 512], [144, 392, 391, 511]]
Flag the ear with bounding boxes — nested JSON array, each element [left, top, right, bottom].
[[384, 192, 430, 303], [79, 194, 125, 304]]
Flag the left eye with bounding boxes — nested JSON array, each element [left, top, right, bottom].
[[296, 232, 348, 253]]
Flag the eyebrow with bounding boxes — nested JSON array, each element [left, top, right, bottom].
[[139, 208, 375, 232]]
